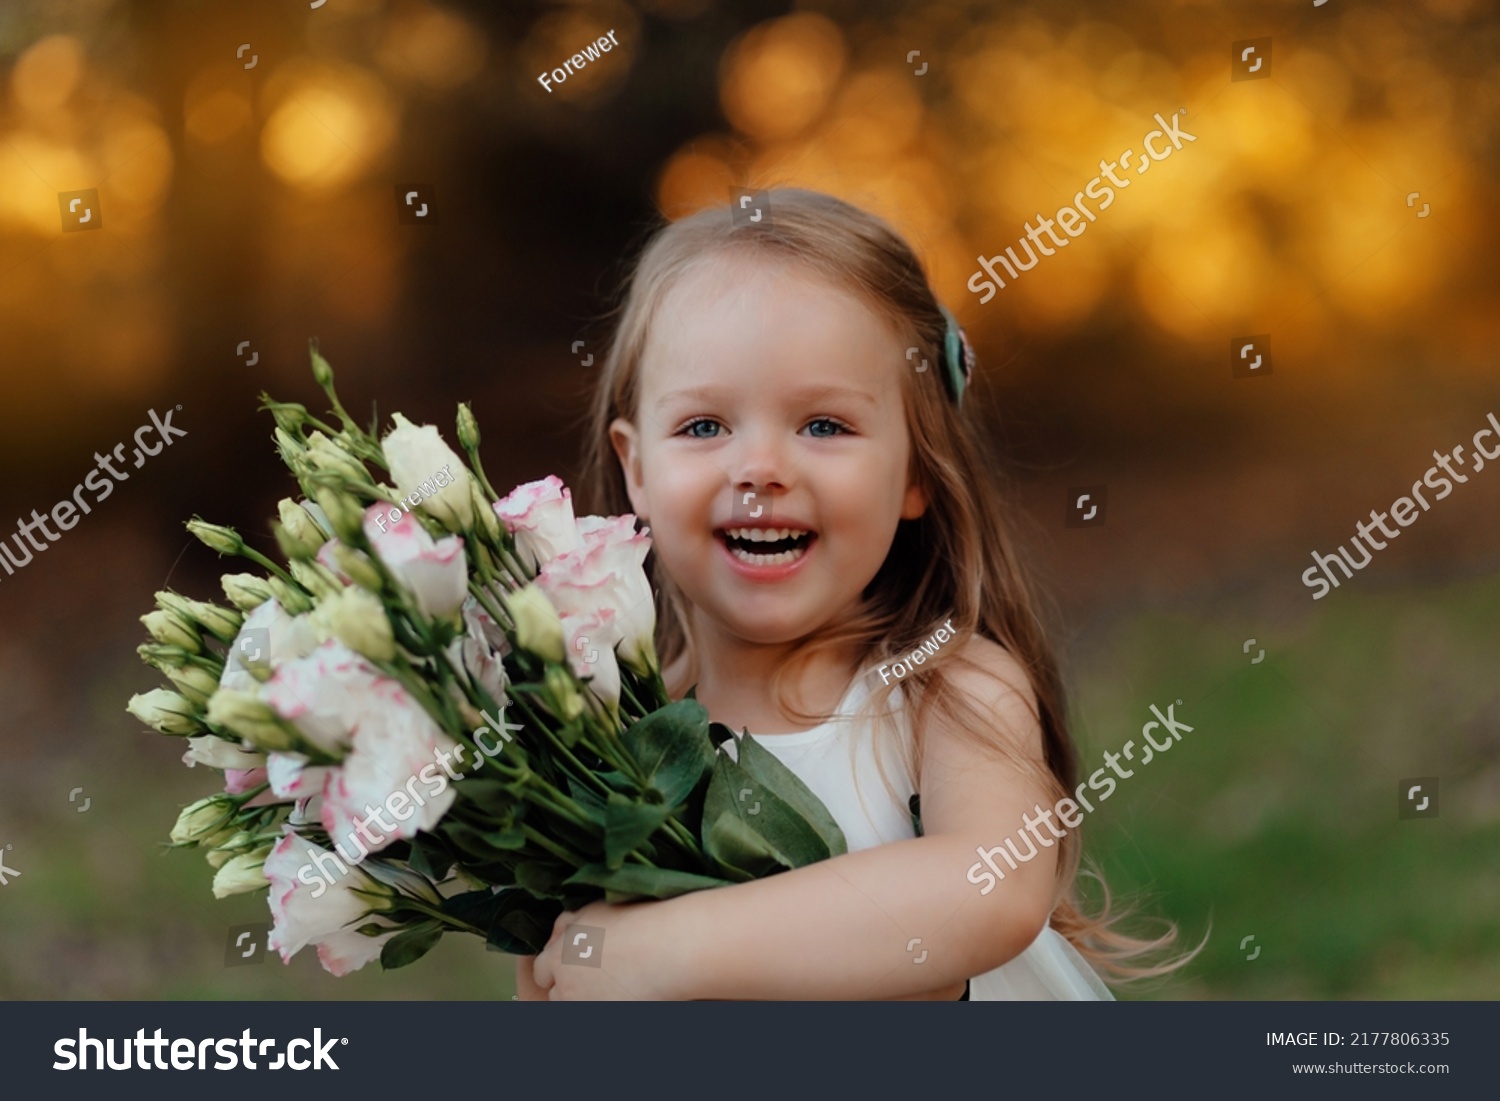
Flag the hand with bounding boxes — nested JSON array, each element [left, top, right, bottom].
[[530, 898, 676, 1001], [514, 955, 548, 1000]]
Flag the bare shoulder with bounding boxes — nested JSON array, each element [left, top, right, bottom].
[[923, 636, 1045, 762]]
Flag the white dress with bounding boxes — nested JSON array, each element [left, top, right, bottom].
[[730, 671, 1115, 1001]]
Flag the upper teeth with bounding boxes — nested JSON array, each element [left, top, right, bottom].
[[724, 527, 806, 542]]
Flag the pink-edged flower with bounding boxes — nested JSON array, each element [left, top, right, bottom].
[[219, 598, 320, 694], [223, 766, 286, 806], [266, 752, 333, 802], [560, 607, 621, 713], [495, 476, 582, 572], [447, 598, 508, 706], [537, 517, 657, 674], [263, 640, 386, 755], [318, 679, 459, 857], [224, 767, 266, 794], [360, 504, 467, 618], [264, 831, 401, 977]]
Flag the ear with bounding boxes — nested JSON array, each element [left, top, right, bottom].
[[609, 417, 649, 519], [900, 477, 929, 521]]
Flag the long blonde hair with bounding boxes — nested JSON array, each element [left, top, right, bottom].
[[580, 188, 1196, 984]]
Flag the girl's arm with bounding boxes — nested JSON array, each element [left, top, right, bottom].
[[532, 639, 1061, 1000]]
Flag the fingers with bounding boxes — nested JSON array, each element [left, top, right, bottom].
[[514, 954, 549, 1001]]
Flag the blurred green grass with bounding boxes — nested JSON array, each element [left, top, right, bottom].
[[1070, 571, 1500, 999], [1, 571, 1495, 999]]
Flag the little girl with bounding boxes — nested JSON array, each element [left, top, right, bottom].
[[520, 188, 1184, 1000]]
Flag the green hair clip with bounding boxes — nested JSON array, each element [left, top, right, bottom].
[[938, 306, 976, 407]]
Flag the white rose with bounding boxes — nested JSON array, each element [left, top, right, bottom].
[[495, 476, 582, 572], [381, 413, 475, 533]]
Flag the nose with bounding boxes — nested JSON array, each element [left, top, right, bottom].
[[729, 425, 789, 494]]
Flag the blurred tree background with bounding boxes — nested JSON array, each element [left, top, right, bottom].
[[0, 0, 1495, 999]]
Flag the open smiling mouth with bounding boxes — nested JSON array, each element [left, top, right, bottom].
[[716, 526, 816, 567]]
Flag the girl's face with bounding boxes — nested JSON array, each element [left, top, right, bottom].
[[610, 255, 927, 647]]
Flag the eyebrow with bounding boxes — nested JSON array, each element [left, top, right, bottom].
[[652, 384, 880, 409]]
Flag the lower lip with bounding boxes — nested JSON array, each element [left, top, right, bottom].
[[715, 534, 816, 581]]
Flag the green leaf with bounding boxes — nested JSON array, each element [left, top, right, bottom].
[[443, 818, 527, 861], [736, 733, 848, 857], [407, 833, 455, 881], [514, 860, 569, 895], [485, 889, 563, 955], [603, 793, 672, 869], [440, 888, 504, 931], [456, 778, 524, 814], [705, 810, 789, 879], [380, 921, 444, 970], [702, 752, 835, 875], [621, 699, 715, 807], [566, 776, 609, 826], [707, 721, 736, 750], [563, 862, 734, 902], [908, 793, 924, 838]]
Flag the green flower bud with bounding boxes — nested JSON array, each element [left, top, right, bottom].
[[207, 690, 300, 752], [128, 688, 205, 735], [312, 485, 367, 543], [157, 593, 242, 644], [171, 795, 236, 846], [456, 402, 481, 451], [267, 402, 309, 436], [275, 522, 314, 564], [211, 850, 271, 899], [187, 519, 244, 557], [166, 663, 221, 706], [137, 642, 198, 673], [310, 587, 396, 663], [310, 342, 335, 390], [221, 573, 276, 612], [278, 498, 327, 557], [290, 559, 343, 601], [275, 427, 309, 474], [330, 543, 385, 592], [306, 432, 370, 486], [470, 478, 501, 542], [266, 577, 315, 615], [504, 584, 566, 664], [142, 608, 203, 653], [189, 600, 243, 643], [544, 664, 585, 723]]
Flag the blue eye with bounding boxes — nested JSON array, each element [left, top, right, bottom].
[[804, 418, 848, 438], [681, 418, 722, 439]]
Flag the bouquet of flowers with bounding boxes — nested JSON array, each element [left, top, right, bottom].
[[127, 345, 847, 975]]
